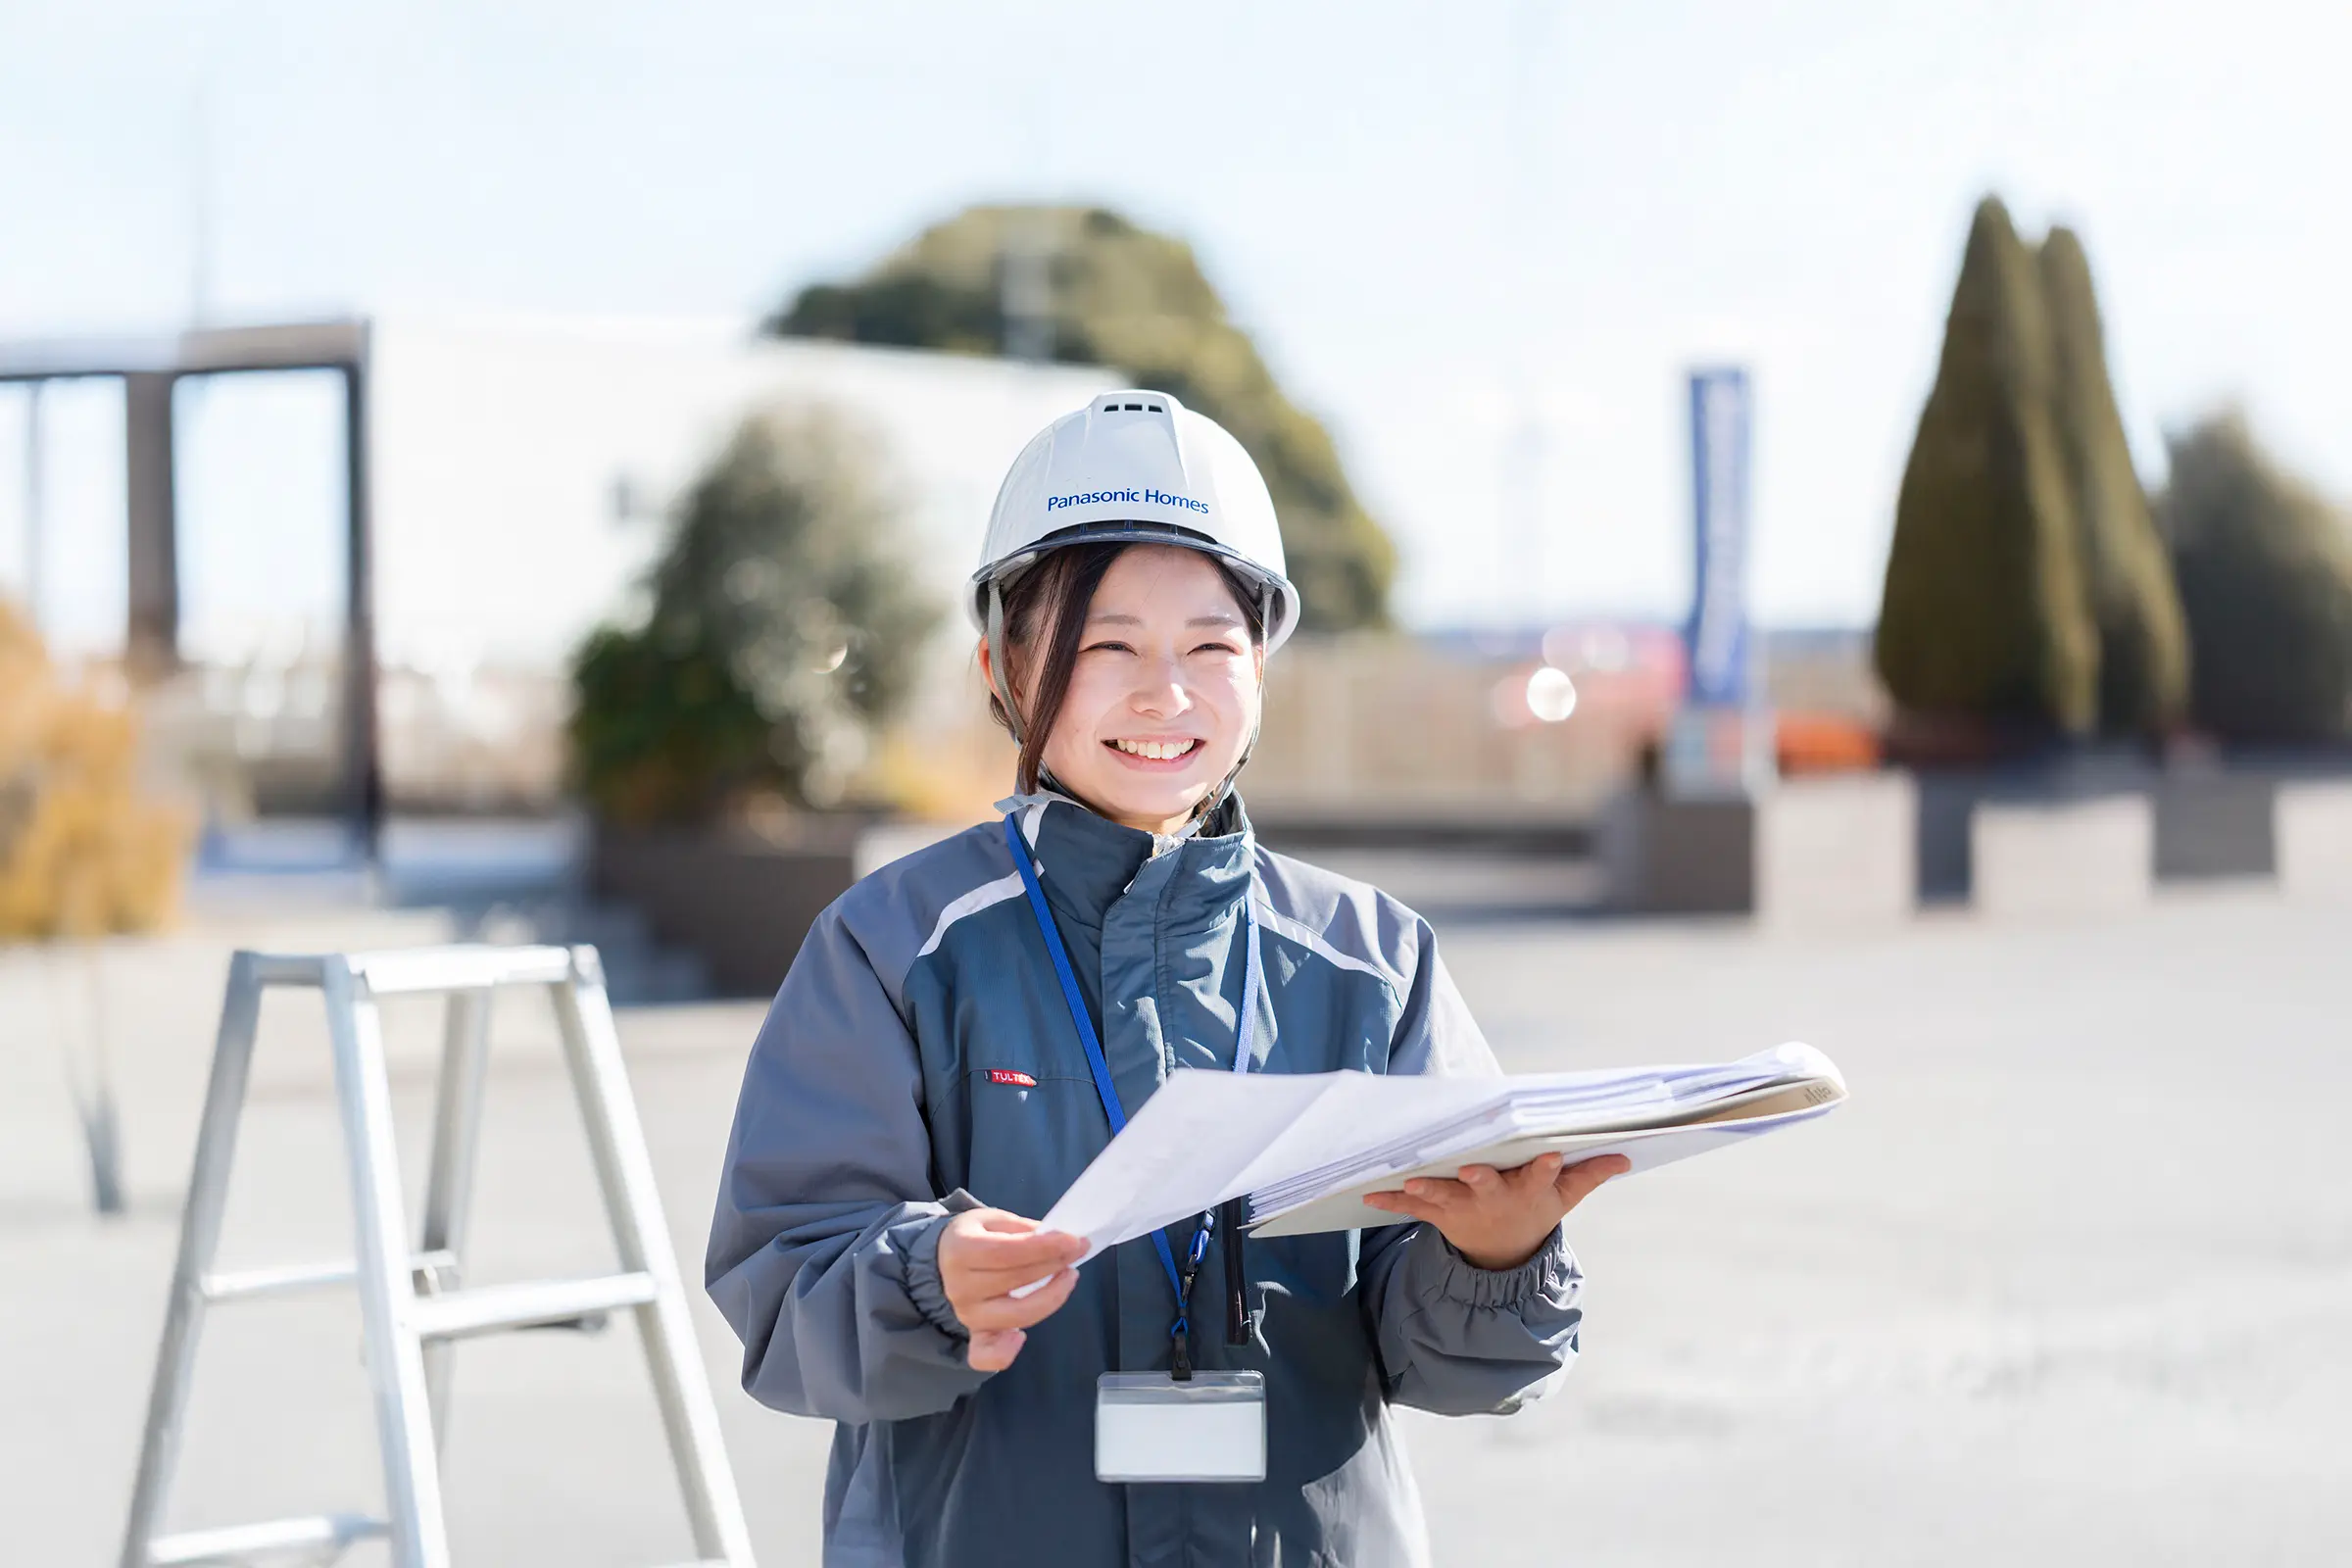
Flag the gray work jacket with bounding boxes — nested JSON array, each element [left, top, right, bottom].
[[706, 796, 1586, 1567]]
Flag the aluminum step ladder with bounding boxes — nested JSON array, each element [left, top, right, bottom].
[[119, 944, 756, 1568]]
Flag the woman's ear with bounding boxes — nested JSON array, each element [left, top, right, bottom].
[[979, 635, 1025, 703], [978, 633, 1029, 736]]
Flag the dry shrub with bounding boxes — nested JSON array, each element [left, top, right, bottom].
[[0, 599, 192, 939]]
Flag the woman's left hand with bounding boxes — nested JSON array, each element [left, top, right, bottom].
[[1362, 1152, 1631, 1272]]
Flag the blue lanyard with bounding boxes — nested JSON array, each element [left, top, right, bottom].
[[1003, 811, 1260, 1333]]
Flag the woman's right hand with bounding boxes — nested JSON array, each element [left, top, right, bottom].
[[937, 1208, 1089, 1371]]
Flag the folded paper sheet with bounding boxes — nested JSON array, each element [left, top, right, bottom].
[[1034, 1043, 1845, 1263]]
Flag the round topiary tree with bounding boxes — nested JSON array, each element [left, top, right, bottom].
[[1877, 196, 2101, 740], [769, 203, 1396, 633], [569, 406, 941, 823], [2155, 413, 2352, 742]]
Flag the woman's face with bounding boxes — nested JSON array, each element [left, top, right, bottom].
[[1028, 544, 1262, 835]]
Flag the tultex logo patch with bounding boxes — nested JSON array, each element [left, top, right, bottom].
[[986, 1069, 1038, 1087], [1045, 487, 1210, 516]]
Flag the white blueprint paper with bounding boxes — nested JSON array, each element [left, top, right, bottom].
[[1022, 1044, 1844, 1287]]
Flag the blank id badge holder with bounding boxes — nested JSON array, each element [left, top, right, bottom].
[[1096, 1372, 1266, 1484]]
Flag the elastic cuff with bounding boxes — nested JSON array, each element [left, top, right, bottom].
[[1429, 1223, 1570, 1309], [903, 1189, 985, 1342]]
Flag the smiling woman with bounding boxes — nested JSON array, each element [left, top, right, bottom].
[[706, 390, 1620, 1568]]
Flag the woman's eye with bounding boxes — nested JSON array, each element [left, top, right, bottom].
[[1084, 641, 1135, 656]]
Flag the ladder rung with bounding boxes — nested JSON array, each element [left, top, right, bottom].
[[349, 944, 576, 995], [148, 1511, 388, 1564], [202, 1250, 458, 1304], [410, 1271, 659, 1341], [243, 944, 577, 995]]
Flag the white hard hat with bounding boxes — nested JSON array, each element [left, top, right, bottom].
[[970, 390, 1301, 652]]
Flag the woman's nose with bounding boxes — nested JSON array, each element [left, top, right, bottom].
[[1130, 662, 1193, 717]]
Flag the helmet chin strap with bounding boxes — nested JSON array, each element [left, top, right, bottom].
[[1197, 581, 1279, 825], [985, 577, 1024, 749]]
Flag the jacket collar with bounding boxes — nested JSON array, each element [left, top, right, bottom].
[[1006, 791, 1254, 932]]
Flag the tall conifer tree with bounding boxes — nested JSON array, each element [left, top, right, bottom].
[[2039, 227, 2189, 734], [1878, 197, 2100, 736]]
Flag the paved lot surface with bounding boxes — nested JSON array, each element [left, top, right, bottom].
[[5, 881, 2349, 1564]]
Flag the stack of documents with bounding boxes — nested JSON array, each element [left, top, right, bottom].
[[1032, 1044, 1845, 1269], [1245, 1042, 1844, 1236]]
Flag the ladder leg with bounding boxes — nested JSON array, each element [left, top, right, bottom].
[[120, 955, 267, 1568], [322, 965, 452, 1568], [549, 949, 756, 1567], [417, 986, 494, 1451]]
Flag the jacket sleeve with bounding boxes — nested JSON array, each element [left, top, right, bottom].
[[704, 904, 993, 1424], [1357, 914, 1587, 1416]]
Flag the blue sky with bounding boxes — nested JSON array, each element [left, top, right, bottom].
[[3, 0, 2348, 645]]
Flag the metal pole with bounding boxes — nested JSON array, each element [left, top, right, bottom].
[[417, 987, 494, 1450], [321, 961, 448, 1568], [119, 954, 267, 1568], [340, 352, 382, 871], [123, 371, 179, 676], [1497, 0, 1549, 633], [549, 948, 757, 1565], [77, 941, 125, 1214], [24, 380, 43, 638], [187, 85, 214, 329], [1000, 210, 1054, 364]]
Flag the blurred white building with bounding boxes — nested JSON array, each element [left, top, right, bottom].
[[363, 315, 1110, 676], [0, 317, 1116, 820]]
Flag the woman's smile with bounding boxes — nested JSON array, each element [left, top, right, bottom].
[[1105, 736, 1203, 769]]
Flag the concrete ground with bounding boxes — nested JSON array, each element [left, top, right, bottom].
[[4, 880, 2348, 1565]]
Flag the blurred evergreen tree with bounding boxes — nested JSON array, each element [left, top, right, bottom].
[[569, 408, 940, 823], [1877, 197, 2101, 738], [2038, 226, 2190, 735], [768, 204, 1396, 632], [2155, 413, 2352, 741]]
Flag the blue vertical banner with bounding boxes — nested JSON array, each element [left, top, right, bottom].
[[1684, 367, 1752, 708]]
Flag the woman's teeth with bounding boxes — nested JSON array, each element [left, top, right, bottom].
[[1111, 738, 1199, 761]]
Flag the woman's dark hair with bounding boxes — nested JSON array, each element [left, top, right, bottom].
[[987, 542, 1267, 794]]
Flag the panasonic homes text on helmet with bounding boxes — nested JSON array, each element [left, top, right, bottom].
[[971, 388, 1302, 654], [1044, 487, 1211, 516]]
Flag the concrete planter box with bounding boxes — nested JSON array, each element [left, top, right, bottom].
[[1603, 772, 1916, 927], [1755, 773, 1918, 929], [1914, 756, 2153, 903], [2152, 771, 2278, 882], [1919, 755, 2284, 900], [1600, 792, 1752, 916], [2278, 781, 2352, 898], [590, 819, 863, 997], [1970, 795, 2152, 919]]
